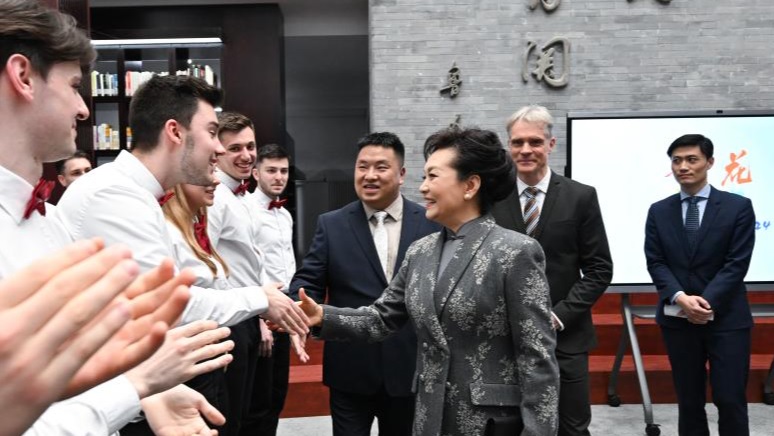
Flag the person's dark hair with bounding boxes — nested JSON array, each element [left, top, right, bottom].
[[423, 126, 516, 214], [0, 0, 95, 79], [667, 134, 714, 159], [217, 111, 254, 139], [55, 150, 91, 174], [355, 132, 405, 166], [129, 75, 223, 152], [257, 143, 290, 164]]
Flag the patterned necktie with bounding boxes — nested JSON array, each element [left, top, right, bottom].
[[685, 196, 700, 249], [373, 211, 389, 276], [233, 180, 249, 196], [23, 178, 55, 220], [523, 186, 540, 237], [268, 198, 287, 210]]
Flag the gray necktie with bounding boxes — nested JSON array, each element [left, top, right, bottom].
[[373, 211, 389, 276], [685, 196, 700, 249], [523, 187, 540, 237]]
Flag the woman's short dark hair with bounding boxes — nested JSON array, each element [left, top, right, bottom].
[[423, 127, 516, 214]]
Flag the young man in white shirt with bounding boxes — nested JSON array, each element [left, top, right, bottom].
[[57, 78, 309, 434], [0, 1, 232, 434], [207, 111, 273, 435], [242, 143, 296, 435]]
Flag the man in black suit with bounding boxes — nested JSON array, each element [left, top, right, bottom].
[[290, 132, 440, 436], [491, 105, 613, 436], [645, 134, 755, 436]]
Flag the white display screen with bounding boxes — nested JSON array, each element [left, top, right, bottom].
[[567, 112, 773, 286]]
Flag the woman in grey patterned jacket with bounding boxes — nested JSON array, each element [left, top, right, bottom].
[[299, 127, 560, 436]]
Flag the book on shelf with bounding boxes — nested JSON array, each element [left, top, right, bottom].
[[175, 64, 216, 86], [91, 71, 119, 97], [93, 123, 120, 150]]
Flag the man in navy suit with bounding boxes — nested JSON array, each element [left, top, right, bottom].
[[290, 132, 440, 436], [645, 134, 755, 436], [491, 105, 613, 436]]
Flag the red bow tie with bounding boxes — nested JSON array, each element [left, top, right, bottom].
[[194, 214, 213, 255], [158, 191, 175, 206], [233, 181, 249, 196], [268, 198, 287, 210], [23, 178, 55, 220]]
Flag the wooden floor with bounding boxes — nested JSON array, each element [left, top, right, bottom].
[[282, 291, 774, 418]]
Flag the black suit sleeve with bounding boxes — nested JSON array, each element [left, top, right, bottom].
[[289, 215, 329, 303], [552, 187, 613, 326]]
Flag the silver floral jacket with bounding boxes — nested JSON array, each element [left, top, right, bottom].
[[319, 216, 559, 436]]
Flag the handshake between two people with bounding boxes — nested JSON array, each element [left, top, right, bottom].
[[264, 288, 325, 364]]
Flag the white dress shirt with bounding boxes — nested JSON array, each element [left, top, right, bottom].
[[0, 164, 140, 435], [164, 220, 267, 325], [166, 220, 231, 290], [209, 170, 266, 287], [56, 151, 268, 326], [249, 189, 295, 290]]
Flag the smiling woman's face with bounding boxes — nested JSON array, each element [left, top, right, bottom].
[[182, 179, 219, 211], [419, 147, 471, 228]]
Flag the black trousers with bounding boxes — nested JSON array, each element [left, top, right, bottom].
[[224, 318, 261, 436], [240, 331, 291, 436], [661, 325, 751, 436], [556, 349, 592, 436], [329, 387, 414, 436]]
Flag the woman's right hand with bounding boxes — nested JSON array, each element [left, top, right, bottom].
[[298, 288, 323, 326]]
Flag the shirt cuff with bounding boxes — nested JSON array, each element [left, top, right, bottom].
[[551, 311, 564, 331], [26, 376, 141, 435], [670, 291, 685, 305]]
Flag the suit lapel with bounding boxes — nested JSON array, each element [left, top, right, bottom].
[[533, 172, 561, 240], [693, 187, 721, 257], [502, 189, 527, 234], [397, 197, 419, 266], [665, 194, 692, 258], [434, 216, 496, 315], [348, 203, 387, 284]]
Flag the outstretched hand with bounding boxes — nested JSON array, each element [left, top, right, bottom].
[[67, 260, 193, 397], [298, 288, 323, 327], [143, 384, 225, 436], [262, 282, 310, 337], [0, 239, 138, 435], [290, 333, 310, 363], [126, 319, 234, 398]]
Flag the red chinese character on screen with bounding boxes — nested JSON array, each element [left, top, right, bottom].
[[721, 149, 752, 186]]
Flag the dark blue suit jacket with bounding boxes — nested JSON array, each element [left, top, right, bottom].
[[290, 197, 440, 396], [644, 186, 755, 330]]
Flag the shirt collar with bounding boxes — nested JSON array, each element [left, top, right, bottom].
[[115, 151, 165, 200], [362, 195, 403, 222], [680, 183, 712, 201], [252, 188, 274, 208], [0, 164, 35, 224], [443, 214, 485, 241], [517, 170, 552, 196], [216, 169, 244, 194]]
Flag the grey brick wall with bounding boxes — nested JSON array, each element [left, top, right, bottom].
[[369, 0, 774, 201]]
